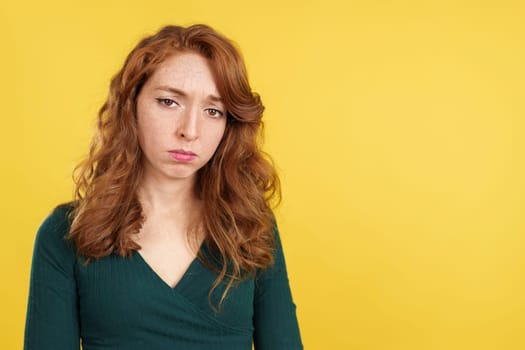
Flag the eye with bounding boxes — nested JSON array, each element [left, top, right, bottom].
[[156, 98, 178, 107], [206, 108, 224, 118]]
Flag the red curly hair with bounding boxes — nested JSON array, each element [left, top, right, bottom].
[[69, 24, 280, 305]]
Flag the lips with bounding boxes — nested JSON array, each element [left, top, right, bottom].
[[168, 149, 197, 163]]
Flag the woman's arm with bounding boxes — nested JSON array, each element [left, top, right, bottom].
[[253, 224, 303, 350], [24, 205, 80, 350]]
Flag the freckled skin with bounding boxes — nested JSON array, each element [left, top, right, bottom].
[[136, 52, 227, 184]]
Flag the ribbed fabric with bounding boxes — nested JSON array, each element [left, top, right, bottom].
[[24, 204, 303, 350]]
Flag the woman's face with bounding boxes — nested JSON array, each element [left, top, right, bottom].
[[136, 52, 227, 184]]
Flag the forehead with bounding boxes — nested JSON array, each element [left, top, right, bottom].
[[146, 52, 220, 95]]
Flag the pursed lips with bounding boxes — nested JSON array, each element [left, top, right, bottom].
[[168, 149, 197, 162]]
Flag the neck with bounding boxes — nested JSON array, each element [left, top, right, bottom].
[[136, 174, 204, 249], [137, 173, 199, 220]]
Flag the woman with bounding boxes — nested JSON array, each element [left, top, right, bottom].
[[24, 24, 303, 349]]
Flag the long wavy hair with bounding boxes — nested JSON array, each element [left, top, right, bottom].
[[69, 24, 280, 306]]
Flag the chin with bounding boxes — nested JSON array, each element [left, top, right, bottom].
[[145, 163, 199, 182], [165, 169, 199, 180]]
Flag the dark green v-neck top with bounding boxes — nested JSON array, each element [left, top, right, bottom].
[[24, 204, 303, 350]]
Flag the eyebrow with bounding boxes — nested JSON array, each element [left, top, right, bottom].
[[155, 85, 223, 103]]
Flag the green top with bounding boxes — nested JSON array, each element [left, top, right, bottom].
[[24, 204, 303, 350]]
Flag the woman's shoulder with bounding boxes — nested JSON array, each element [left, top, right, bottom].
[[38, 202, 74, 234], [33, 202, 77, 258]]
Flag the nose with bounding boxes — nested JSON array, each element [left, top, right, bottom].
[[176, 107, 199, 141]]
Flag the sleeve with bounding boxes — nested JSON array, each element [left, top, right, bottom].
[[24, 205, 81, 350], [253, 224, 303, 350]]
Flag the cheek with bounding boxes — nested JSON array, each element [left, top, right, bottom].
[[211, 123, 227, 149], [138, 123, 163, 157], [137, 121, 150, 149], [137, 113, 167, 150], [136, 98, 162, 143]]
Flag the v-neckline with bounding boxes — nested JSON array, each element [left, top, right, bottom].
[[133, 244, 204, 291]]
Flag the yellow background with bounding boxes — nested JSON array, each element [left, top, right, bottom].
[[1, 1, 524, 349]]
